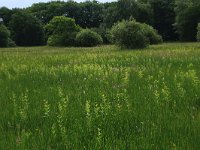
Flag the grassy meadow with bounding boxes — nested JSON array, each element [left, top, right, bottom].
[[0, 43, 200, 149]]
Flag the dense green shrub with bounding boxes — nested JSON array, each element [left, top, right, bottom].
[[142, 23, 163, 44], [111, 20, 149, 49], [0, 24, 10, 47], [8, 38, 16, 47], [47, 35, 64, 46], [111, 19, 163, 49], [197, 23, 200, 42], [46, 16, 80, 46], [76, 29, 103, 47], [91, 25, 111, 44], [47, 33, 78, 47]]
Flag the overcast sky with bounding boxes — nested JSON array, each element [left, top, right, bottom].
[[0, 0, 115, 9]]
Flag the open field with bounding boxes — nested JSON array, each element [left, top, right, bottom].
[[0, 43, 200, 149]]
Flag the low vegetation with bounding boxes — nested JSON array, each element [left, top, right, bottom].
[[0, 43, 200, 149], [0, 0, 200, 149]]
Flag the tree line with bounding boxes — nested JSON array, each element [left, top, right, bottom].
[[0, 0, 200, 47]]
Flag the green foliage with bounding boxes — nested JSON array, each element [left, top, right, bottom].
[[103, 0, 153, 28], [0, 7, 13, 26], [29, 1, 67, 24], [142, 23, 163, 44], [197, 23, 200, 41], [148, 0, 177, 41], [76, 29, 103, 47], [29, 1, 103, 28], [47, 35, 65, 47], [1, 1, 177, 42], [111, 19, 149, 49], [0, 24, 10, 47], [0, 7, 24, 27], [76, 1, 103, 28], [175, 1, 200, 41], [8, 38, 16, 47], [46, 16, 80, 46], [2, 0, 200, 44], [9, 11, 44, 46], [91, 25, 111, 44], [111, 19, 162, 49]]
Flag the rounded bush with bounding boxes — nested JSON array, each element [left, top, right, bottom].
[[0, 24, 10, 47], [197, 23, 200, 42], [111, 20, 149, 49], [142, 23, 163, 44], [76, 29, 103, 47], [46, 16, 80, 47]]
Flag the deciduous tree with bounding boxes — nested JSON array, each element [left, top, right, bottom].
[[9, 11, 44, 46]]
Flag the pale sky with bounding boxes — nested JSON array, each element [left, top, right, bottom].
[[0, 0, 115, 9]]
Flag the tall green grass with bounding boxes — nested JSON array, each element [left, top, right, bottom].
[[0, 43, 200, 149]]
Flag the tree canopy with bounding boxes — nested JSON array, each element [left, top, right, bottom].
[[9, 11, 44, 46], [1, 0, 200, 46], [175, 0, 200, 41]]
